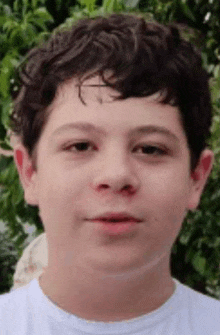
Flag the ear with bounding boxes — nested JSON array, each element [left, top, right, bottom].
[[14, 144, 39, 206], [187, 149, 214, 210]]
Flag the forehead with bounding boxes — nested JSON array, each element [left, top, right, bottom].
[[41, 76, 187, 143]]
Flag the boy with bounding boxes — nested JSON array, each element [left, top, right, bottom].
[[0, 13, 219, 334]]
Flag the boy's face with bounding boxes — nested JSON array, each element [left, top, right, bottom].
[[15, 76, 213, 275]]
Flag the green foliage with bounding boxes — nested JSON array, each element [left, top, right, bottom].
[[0, 1, 54, 292], [0, 0, 220, 298], [169, 2, 220, 296], [0, 231, 19, 293]]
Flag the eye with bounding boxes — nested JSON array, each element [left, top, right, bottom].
[[132, 145, 167, 156], [63, 141, 96, 152]]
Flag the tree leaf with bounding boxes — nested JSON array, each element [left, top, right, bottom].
[[33, 7, 54, 23], [78, 0, 97, 12], [192, 253, 207, 276], [1, 97, 13, 129], [124, 0, 140, 9]]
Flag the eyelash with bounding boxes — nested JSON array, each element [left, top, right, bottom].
[[132, 145, 167, 156], [62, 141, 168, 156]]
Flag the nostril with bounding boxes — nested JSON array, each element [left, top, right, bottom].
[[122, 184, 136, 195], [122, 184, 133, 192], [100, 184, 109, 189], [123, 185, 131, 190]]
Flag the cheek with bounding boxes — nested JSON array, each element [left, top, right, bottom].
[[141, 167, 191, 226], [39, 160, 87, 195], [37, 166, 87, 225], [146, 164, 191, 202]]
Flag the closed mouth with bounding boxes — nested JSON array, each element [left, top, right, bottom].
[[97, 218, 138, 223], [90, 213, 142, 223]]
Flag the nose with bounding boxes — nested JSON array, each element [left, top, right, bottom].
[[91, 147, 140, 196]]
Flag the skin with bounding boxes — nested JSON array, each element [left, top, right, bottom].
[[14, 76, 213, 322]]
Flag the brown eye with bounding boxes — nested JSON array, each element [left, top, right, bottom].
[[65, 142, 95, 152], [74, 142, 91, 151], [133, 145, 166, 155]]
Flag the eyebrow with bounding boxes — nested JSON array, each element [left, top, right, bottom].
[[51, 122, 180, 143]]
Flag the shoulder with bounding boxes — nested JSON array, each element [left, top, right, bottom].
[[180, 281, 220, 310], [177, 281, 220, 334], [0, 282, 33, 332], [0, 283, 30, 311]]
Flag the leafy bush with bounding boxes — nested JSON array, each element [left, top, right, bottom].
[[0, 231, 19, 293], [0, 0, 220, 296]]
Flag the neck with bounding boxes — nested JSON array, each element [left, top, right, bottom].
[[39, 254, 175, 322]]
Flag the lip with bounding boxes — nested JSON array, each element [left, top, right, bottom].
[[89, 212, 142, 223], [87, 212, 142, 235]]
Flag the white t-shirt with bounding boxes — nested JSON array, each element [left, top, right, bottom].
[[0, 278, 220, 335]]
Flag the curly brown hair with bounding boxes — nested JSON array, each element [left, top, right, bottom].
[[10, 13, 212, 171]]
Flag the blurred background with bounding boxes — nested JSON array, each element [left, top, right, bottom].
[[0, 0, 220, 295]]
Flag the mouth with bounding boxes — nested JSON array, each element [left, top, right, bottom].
[[88, 212, 142, 235], [90, 212, 142, 223]]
